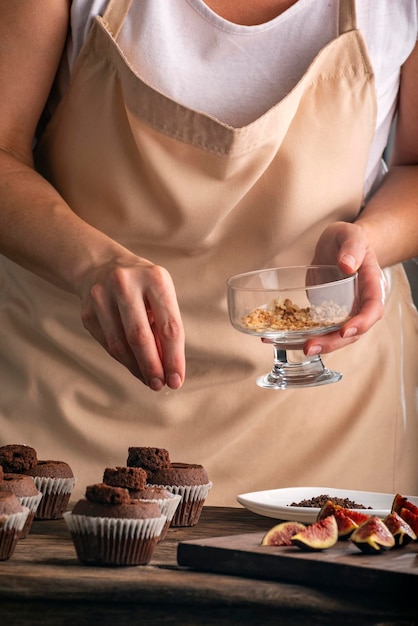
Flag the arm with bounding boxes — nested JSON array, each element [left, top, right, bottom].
[[356, 42, 418, 266], [0, 0, 185, 390], [306, 42, 418, 356]]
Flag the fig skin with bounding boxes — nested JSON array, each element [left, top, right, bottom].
[[291, 515, 338, 551], [261, 521, 307, 546], [383, 511, 417, 548], [391, 494, 418, 517], [317, 500, 370, 539], [399, 507, 418, 536], [351, 516, 395, 554]]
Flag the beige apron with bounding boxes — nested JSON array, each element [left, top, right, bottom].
[[0, 0, 417, 503]]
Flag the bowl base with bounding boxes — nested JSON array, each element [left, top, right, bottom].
[[257, 351, 342, 390]]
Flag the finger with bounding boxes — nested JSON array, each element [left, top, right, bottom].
[[305, 328, 361, 355], [81, 291, 146, 382], [115, 264, 185, 390], [88, 284, 158, 384], [144, 278, 185, 390]]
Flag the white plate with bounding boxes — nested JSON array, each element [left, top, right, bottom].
[[236, 487, 418, 523]]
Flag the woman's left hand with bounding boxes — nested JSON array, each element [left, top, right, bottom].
[[303, 221, 386, 356]]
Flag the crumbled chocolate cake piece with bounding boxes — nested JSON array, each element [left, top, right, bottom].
[[0, 444, 37, 473], [127, 447, 171, 476], [103, 466, 147, 491], [85, 483, 131, 505]]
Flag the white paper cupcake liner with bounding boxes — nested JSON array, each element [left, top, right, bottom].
[[32, 476, 76, 495], [0, 506, 30, 532], [147, 482, 213, 502], [139, 493, 182, 522], [63, 511, 166, 565], [19, 492, 43, 514], [63, 511, 166, 540], [147, 482, 213, 527]]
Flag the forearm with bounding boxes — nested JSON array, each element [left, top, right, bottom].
[[355, 164, 418, 268], [0, 150, 132, 294]]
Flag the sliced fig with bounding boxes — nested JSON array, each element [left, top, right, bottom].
[[317, 500, 341, 520], [333, 509, 360, 539], [261, 521, 307, 546], [318, 500, 370, 539], [291, 515, 338, 551], [391, 494, 418, 517], [399, 507, 418, 536], [383, 511, 417, 548], [351, 516, 395, 554]]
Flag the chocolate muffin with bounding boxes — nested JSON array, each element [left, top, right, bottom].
[[102, 467, 180, 540], [127, 447, 171, 479], [0, 473, 42, 538], [148, 463, 212, 527], [0, 491, 30, 560], [64, 483, 166, 566], [25, 460, 75, 520], [0, 444, 37, 473]]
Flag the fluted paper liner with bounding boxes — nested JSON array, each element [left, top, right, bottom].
[[17, 492, 43, 539], [138, 492, 181, 540], [64, 512, 166, 538], [0, 506, 30, 560], [63, 511, 166, 566], [148, 481, 213, 527], [32, 476, 76, 519]]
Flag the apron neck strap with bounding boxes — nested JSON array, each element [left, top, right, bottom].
[[102, 0, 133, 38], [339, 0, 357, 34]]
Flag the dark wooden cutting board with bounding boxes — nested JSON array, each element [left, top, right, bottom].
[[177, 531, 418, 599]]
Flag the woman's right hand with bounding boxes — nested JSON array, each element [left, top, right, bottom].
[[78, 256, 185, 391]]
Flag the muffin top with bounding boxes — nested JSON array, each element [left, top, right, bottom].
[[103, 466, 147, 491], [150, 463, 209, 487], [71, 483, 162, 519], [0, 444, 37, 473], [0, 491, 25, 515], [25, 460, 73, 479], [127, 447, 170, 477], [1, 473, 39, 497]]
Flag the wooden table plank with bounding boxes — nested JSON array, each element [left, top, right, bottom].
[[0, 506, 416, 625]]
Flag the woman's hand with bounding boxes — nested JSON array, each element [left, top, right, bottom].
[[78, 256, 185, 391], [304, 221, 386, 356]]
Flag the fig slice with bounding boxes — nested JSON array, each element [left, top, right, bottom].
[[391, 494, 418, 517], [383, 511, 417, 548], [351, 516, 395, 554], [399, 507, 418, 536], [261, 521, 307, 546], [291, 515, 338, 551], [317, 500, 370, 539]]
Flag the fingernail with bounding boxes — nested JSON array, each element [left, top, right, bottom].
[[342, 327, 358, 339], [150, 378, 164, 391], [341, 255, 357, 271], [307, 345, 322, 356], [167, 373, 182, 389]]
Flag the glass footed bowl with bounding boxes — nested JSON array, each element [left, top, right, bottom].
[[226, 265, 358, 389]]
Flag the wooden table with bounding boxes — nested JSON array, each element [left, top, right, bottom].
[[1, 506, 416, 626]]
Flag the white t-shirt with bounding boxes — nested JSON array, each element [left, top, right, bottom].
[[64, 0, 418, 193]]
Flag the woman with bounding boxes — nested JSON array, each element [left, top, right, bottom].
[[0, 0, 417, 502]]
